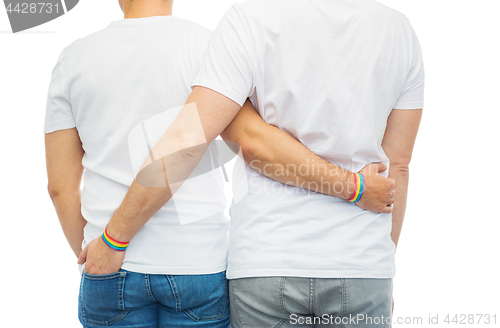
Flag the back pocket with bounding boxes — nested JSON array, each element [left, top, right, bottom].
[[171, 271, 228, 322], [79, 270, 129, 326]]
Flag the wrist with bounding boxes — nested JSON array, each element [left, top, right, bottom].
[[341, 172, 356, 200], [105, 213, 134, 244], [347, 173, 364, 203], [102, 227, 129, 251]]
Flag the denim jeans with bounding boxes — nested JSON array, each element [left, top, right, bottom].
[[229, 277, 392, 328], [78, 269, 230, 328]]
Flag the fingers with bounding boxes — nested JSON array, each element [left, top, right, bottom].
[[359, 163, 377, 175], [77, 244, 89, 265], [360, 162, 388, 175], [374, 162, 388, 173], [381, 204, 393, 214]]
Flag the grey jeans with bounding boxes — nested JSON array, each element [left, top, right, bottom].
[[229, 277, 392, 328]]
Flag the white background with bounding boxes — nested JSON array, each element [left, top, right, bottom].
[[1, 0, 499, 327]]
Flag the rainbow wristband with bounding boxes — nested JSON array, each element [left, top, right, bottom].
[[348, 173, 365, 203], [102, 228, 129, 251]]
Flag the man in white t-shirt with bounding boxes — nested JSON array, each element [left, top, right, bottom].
[[45, 1, 233, 327], [69, 0, 423, 327]]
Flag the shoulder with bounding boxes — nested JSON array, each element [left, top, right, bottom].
[[56, 26, 110, 62], [170, 17, 212, 37], [166, 17, 212, 49], [214, 0, 283, 36], [221, 0, 282, 24], [367, 0, 414, 29]]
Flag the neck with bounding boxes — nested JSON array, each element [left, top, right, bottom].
[[123, 0, 173, 19]]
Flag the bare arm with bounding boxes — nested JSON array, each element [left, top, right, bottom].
[[221, 100, 396, 213], [45, 128, 86, 258], [79, 86, 242, 274], [104, 87, 240, 242], [381, 108, 422, 247]]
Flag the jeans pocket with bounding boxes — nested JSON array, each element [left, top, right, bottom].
[[173, 271, 229, 322], [79, 270, 129, 326]]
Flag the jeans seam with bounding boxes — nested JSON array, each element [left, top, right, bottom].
[[167, 275, 181, 312], [279, 277, 290, 316], [309, 278, 314, 313], [185, 308, 225, 321], [341, 278, 347, 314], [83, 271, 124, 280], [79, 274, 86, 323], [118, 272, 126, 311], [144, 274, 157, 302], [275, 277, 289, 328], [338, 279, 347, 328], [274, 319, 287, 328], [221, 276, 228, 318], [232, 280, 245, 328]]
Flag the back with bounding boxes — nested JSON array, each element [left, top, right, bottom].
[[193, 0, 424, 279], [255, 0, 423, 166], [45, 16, 229, 274]]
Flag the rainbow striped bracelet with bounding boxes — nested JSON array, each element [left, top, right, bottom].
[[102, 228, 129, 251], [348, 172, 365, 203]]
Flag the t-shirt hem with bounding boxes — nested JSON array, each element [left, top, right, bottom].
[[121, 262, 228, 275], [392, 100, 424, 110], [226, 268, 395, 280], [44, 121, 76, 134], [192, 78, 246, 107]]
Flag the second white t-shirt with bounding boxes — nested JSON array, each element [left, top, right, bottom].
[[193, 0, 425, 279]]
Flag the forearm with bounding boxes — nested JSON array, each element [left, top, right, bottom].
[[105, 87, 240, 242], [243, 129, 353, 200], [45, 128, 86, 258], [49, 191, 86, 257], [105, 144, 207, 242], [222, 101, 354, 200], [388, 164, 410, 248], [105, 115, 206, 242], [381, 108, 422, 246], [105, 180, 172, 242]]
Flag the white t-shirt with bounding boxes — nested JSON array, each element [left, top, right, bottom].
[[193, 0, 425, 279], [45, 16, 229, 275]]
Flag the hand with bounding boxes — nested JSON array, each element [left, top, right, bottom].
[[77, 236, 125, 275], [348, 163, 395, 213]]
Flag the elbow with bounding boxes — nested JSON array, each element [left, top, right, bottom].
[[239, 140, 258, 162], [47, 184, 62, 199], [240, 140, 277, 177], [222, 119, 276, 167], [389, 162, 410, 178], [240, 138, 274, 167], [47, 184, 79, 200]]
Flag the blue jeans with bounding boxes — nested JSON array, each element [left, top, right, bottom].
[[78, 269, 230, 328], [229, 277, 392, 327]]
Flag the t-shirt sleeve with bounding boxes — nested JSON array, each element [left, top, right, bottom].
[[44, 52, 75, 133], [192, 5, 255, 107], [393, 25, 425, 110]]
